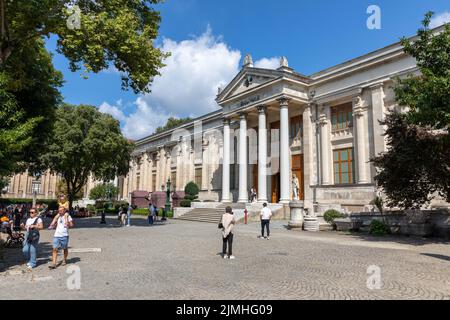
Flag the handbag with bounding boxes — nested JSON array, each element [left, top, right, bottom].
[[218, 222, 223, 229]]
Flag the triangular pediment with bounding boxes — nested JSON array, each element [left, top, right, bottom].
[[216, 67, 281, 104]]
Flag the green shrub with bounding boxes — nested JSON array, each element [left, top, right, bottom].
[[180, 199, 191, 207], [86, 204, 95, 212], [324, 209, 343, 224], [184, 181, 199, 197], [369, 220, 390, 236]]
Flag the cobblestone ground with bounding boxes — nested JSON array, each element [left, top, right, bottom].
[[0, 216, 449, 300]]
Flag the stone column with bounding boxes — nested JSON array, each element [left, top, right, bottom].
[[257, 106, 268, 202], [238, 112, 248, 203], [302, 105, 313, 208], [370, 83, 386, 156], [221, 118, 231, 202], [353, 96, 370, 184], [319, 106, 331, 185], [278, 98, 291, 203]]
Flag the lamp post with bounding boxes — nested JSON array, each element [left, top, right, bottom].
[[31, 180, 41, 208], [163, 178, 171, 221]]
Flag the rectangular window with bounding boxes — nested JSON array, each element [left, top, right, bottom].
[[333, 148, 354, 184], [331, 103, 353, 131], [171, 171, 177, 191], [290, 116, 303, 139], [136, 175, 140, 190], [195, 168, 202, 189], [136, 157, 141, 171], [152, 174, 156, 192]]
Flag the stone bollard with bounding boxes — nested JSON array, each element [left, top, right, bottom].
[[304, 217, 319, 232], [288, 201, 304, 229]]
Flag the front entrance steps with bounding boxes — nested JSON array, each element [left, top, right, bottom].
[[176, 202, 333, 229]]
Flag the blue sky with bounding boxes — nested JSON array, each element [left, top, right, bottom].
[[46, 0, 450, 140]]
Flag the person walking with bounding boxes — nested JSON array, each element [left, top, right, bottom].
[[120, 205, 127, 226], [48, 206, 74, 269], [126, 204, 133, 227], [220, 206, 236, 259], [21, 208, 44, 270], [260, 203, 272, 240], [148, 203, 154, 225]]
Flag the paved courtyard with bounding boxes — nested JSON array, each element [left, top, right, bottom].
[[0, 216, 449, 300]]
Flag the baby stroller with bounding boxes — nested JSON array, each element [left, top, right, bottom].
[[1, 224, 24, 247]]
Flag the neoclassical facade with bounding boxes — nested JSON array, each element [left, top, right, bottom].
[[119, 30, 429, 212]]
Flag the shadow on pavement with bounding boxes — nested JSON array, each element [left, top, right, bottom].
[[66, 216, 170, 229], [420, 253, 450, 261]]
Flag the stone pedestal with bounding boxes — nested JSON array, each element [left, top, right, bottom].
[[288, 201, 304, 229], [304, 217, 320, 232]]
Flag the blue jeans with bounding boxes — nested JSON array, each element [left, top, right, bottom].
[[23, 240, 38, 267], [148, 215, 153, 225], [127, 214, 131, 226]]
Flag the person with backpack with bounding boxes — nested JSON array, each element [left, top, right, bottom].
[[148, 203, 154, 225], [20, 207, 44, 270], [219, 206, 236, 260]]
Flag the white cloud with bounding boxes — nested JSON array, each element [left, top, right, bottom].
[[254, 57, 280, 69], [99, 102, 126, 122], [142, 26, 242, 116], [99, 27, 281, 140], [122, 98, 172, 140], [429, 11, 450, 28]]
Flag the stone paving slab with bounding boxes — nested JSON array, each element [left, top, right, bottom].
[[0, 216, 449, 300]]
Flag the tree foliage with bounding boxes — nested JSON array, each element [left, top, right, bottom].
[[373, 113, 449, 209], [373, 13, 450, 209], [41, 104, 134, 208], [89, 182, 118, 201], [0, 0, 168, 93], [155, 117, 193, 134]]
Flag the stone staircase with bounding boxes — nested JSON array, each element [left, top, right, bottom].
[[176, 203, 246, 224]]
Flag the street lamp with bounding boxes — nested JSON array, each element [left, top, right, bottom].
[[163, 178, 172, 221], [31, 180, 41, 207]]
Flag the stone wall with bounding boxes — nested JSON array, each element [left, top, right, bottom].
[[351, 209, 450, 238]]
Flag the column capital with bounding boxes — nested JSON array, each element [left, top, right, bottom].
[[277, 96, 291, 107], [238, 111, 247, 119], [222, 117, 230, 126], [257, 105, 267, 114], [352, 96, 367, 117], [370, 82, 384, 91]]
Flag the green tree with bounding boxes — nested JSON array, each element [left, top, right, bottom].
[[3, 39, 63, 174], [89, 183, 119, 201], [0, 0, 168, 93], [373, 13, 450, 209], [41, 104, 133, 209], [155, 117, 193, 134], [0, 71, 41, 177]]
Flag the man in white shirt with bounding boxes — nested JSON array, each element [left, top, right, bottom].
[[48, 206, 74, 269], [260, 203, 272, 240]]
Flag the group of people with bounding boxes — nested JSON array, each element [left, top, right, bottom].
[[1, 204, 74, 270], [117, 204, 133, 227], [219, 202, 273, 260]]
